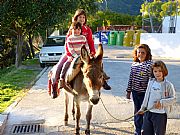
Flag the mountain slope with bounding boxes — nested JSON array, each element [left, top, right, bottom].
[[99, 0, 144, 15], [99, 0, 170, 15]]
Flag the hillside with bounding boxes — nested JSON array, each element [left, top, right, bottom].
[[99, 0, 169, 15], [99, 0, 144, 15]]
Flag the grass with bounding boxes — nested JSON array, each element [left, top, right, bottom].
[[0, 59, 42, 113]]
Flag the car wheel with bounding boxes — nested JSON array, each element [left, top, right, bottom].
[[40, 63, 45, 68]]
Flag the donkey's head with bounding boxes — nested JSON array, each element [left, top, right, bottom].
[[80, 44, 104, 105]]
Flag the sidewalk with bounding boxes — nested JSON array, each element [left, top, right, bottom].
[[0, 67, 47, 135], [1, 45, 180, 135]]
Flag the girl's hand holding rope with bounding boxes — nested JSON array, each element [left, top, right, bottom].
[[137, 110, 144, 115]]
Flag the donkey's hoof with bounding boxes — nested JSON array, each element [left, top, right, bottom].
[[74, 128, 80, 135], [74, 131, 80, 135], [85, 129, 90, 135], [64, 121, 68, 126]]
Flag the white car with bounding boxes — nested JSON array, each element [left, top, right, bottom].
[[39, 35, 66, 68]]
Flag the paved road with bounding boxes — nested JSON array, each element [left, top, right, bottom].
[[2, 45, 180, 135]]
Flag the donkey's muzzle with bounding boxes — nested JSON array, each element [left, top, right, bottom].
[[90, 98, 99, 105]]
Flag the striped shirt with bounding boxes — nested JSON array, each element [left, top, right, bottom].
[[65, 25, 96, 57], [126, 60, 153, 93], [66, 35, 90, 58]]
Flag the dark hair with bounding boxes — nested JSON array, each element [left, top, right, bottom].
[[71, 21, 82, 30], [133, 44, 152, 62], [152, 60, 168, 77], [73, 9, 87, 25], [68, 21, 82, 35]]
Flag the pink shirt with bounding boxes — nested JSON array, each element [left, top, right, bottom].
[[65, 25, 95, 56], [66, 35, 90, 58]]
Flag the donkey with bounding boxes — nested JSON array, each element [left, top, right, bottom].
[[63, 44, 104, 135]]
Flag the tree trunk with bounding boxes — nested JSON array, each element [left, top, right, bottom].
[[29, 32, 35, 58], [15, 29, 23, 68]]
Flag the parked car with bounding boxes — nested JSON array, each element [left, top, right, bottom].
[[39, 35, 66, 68]]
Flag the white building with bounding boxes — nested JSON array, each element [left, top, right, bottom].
[[162, 16, 180, 33], [140, 16, 180, 59]]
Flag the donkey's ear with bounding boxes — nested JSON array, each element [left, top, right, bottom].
[[95, 43, 103, 61], [81, 45, 90, 64]]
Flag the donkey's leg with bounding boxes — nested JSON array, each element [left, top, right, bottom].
[[64, 92, 69, 126], [75, 101, 81, 135], [72, 98, 75, 120], [85, 104, 93, 135]]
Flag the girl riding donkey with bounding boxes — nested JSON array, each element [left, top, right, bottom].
[[48, 9, 111, 98], [59, 21, 90, 88]]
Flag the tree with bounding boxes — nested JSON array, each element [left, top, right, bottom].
[[140, 0, 179, 32], [88, 10, 135, 32], [160, 1, 179, 17], [0, 0, 98, 68]]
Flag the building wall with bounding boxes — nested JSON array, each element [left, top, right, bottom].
[[162, 16, 180, 33], [140, 33, 180, 59]]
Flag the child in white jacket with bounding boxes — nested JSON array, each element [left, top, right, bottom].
[[138, 60, 176, 135]]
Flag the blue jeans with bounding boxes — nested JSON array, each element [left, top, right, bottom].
[[132, 91, 145, 135], [142, 111, 167, 135]]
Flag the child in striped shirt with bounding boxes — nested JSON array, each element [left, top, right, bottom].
[[126, 44, 153, 135], [59, 21, 89, 88]]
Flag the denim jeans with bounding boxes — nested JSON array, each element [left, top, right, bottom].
[[142, 111, 167, 135], [132, 91, 145, 135]]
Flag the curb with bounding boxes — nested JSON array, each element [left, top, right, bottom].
[[0, 67, 47, 135], [0, 114, 7, 135]]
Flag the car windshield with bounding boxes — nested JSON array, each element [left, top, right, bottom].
[[43, 37, 65, 47]]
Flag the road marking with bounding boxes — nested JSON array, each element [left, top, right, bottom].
[[103, 60, 132, 63]]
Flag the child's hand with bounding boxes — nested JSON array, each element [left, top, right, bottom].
[[68, 56, 74, 62], [126, 92, 131, 99], [137, 110, 144, 115], [154, 101, 162, 109], [89, 53, 94, 58]]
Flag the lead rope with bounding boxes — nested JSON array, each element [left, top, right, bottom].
[[100, 97, 151, 122]]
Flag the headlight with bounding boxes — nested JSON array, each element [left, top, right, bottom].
[[39, 53, 48, 57]]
